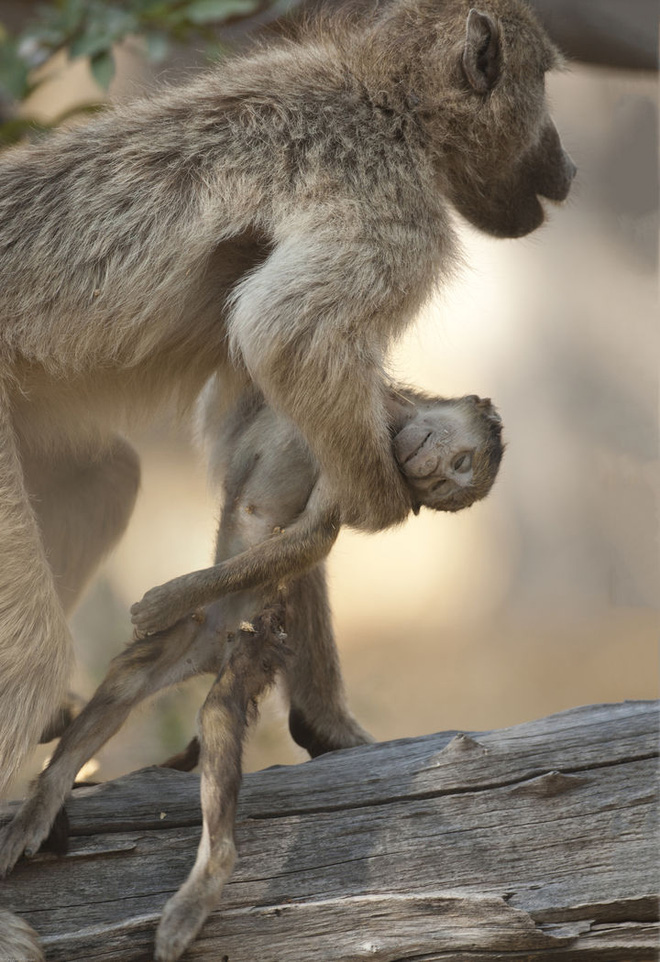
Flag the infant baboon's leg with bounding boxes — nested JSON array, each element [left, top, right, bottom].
[[0, 614, 222, 877], [154, 607, 289, 962], [38, 693, 86, 745], [285, 565, 373, 757], [24, 437, 141, 743]]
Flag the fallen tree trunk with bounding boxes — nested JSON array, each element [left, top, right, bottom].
[[1, 700, 657, 961]]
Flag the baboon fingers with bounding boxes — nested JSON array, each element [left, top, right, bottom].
[[130, 584, 194, 635], [0, 803, 57, 877]]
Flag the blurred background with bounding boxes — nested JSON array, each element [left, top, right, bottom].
[[1, 0, 657, 794]]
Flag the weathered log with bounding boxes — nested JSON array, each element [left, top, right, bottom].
[[1, 700, 657, 961]]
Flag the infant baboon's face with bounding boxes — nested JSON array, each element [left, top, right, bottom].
[[393, 396, 504, 513]]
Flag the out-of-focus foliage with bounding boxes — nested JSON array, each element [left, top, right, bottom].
[[0, 0, 287, 144]]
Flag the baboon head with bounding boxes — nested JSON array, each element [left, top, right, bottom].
[[393, 396, 504, 513], [416, 0, 576, 237]]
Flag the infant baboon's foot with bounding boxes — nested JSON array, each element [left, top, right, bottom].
[[0, 800, 58, 876], [154, 870, 230, 962], [130, 582, 195, 635]]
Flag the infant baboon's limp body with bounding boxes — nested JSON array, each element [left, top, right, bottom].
[[131, 383, 503, 636], [0, 385, 503, 961]]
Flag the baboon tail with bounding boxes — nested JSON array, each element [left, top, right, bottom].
[[0, 908, 44, 961]]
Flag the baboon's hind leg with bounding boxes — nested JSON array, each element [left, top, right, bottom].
[[160, 736, 201, 772], [285, 565, 374, 757], [38, 692, 86, 744], [0, 613, 223, 877]]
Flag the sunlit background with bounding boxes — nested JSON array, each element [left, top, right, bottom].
[[7, 23, 658, 794]]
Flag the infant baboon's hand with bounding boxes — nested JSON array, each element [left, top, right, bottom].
[[130, 577, 199, 635]]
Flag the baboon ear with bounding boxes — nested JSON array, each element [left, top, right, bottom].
[[462, 8, 501, 93]]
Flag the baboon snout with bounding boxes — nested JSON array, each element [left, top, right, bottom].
[[537, 148, 576, 203]]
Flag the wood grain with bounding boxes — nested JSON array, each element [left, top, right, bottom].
[[1, 700, 657, 960]]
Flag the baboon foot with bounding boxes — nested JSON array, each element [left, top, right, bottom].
[[154, 860, 233, 962], [0, 799, 58, 876], [289, 708, 374, 758]]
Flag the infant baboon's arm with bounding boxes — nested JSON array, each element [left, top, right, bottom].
[[131, 390, 503, 636]]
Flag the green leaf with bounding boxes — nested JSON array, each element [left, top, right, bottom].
[[204, 39, 228, 62], [0, 40, 31, 100], [0, 116, 50, 148], [144, 30, 170, 62], [90, 49, 115, 89], [68, 6, 138, 60], [60, 0, 87, 33], [101, 7, 140, 39], [185, 0, 260, 25], [140, 3, 190, 27], [69, 31, 113, 60]]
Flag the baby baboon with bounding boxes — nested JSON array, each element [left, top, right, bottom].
[[0, 0, 573, 797], [130, 384, 502, 636], [0, 386, 503, 961]]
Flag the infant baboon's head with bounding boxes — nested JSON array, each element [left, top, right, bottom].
[[393, 395, 504, 513]]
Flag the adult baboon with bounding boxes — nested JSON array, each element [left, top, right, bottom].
[[0, 0, 573, 802], [0, 386, 503, 961]]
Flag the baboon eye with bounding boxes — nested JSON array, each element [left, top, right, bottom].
[[452, 451, 473, 473], [431, 479, 448, 493]]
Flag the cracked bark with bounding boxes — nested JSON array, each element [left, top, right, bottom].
[[1, 700, 657, 961]]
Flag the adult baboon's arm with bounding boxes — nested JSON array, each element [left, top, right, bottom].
[[225, 221, 425, 532]]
